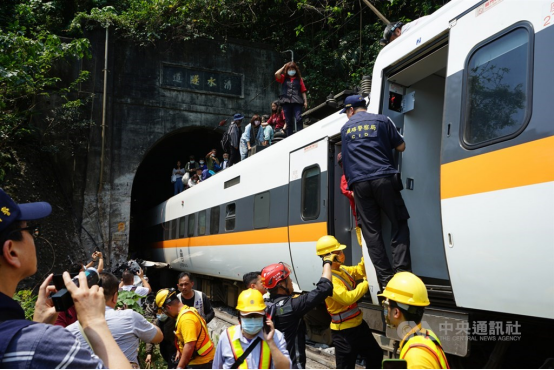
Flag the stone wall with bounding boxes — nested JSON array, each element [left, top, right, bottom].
[[75, 30, 281, 265]]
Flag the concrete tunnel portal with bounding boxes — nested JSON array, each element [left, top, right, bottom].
[[129, 126, 223, 257]]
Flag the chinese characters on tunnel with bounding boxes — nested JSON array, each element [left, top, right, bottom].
[[163, 65, 243, 97]]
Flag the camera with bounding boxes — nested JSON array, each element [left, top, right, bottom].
[[112, 259, 144, 278], [51, 268, 100, 312]]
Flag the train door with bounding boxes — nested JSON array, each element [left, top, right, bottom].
[[288, 138, 329, 290], [380, 40, 451, 289], [441, 2, 553, 319]]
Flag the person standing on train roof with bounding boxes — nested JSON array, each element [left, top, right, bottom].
[[212, 289, 291, 369], [228, 113, 243, 167], [380, 272, 450, 369], [155, 288, 215, 369], [274, 62, 308, 137], [176, 272, 215, 324], [261, 258, 333, 369], [316, 235, 382, 369], [340, 94, 411, 291]]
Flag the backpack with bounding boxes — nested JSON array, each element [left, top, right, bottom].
[[221, 125, 233, 153]]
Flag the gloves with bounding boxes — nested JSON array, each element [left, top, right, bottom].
[[322, 254, 337, 266]]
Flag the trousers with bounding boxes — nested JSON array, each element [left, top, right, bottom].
[[351, 175, 411, 290], [229, 146, 241, 167], [332, 320, 382, 369], [283, 103, 303, 136]]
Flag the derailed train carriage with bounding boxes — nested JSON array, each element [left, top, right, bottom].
[[140, 0, 554, 364]]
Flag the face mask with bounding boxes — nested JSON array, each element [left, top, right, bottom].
[[157, 313, 168, 322], [241, 316, 264, 335], [199, 161, 204, 165], [287, 70, 296, 77], [254, 121, 260, 126], [190, 160, 195, 163], [224, 158, 228, 161]]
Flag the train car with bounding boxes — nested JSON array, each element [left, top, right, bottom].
[[142, 0, 554, 363]]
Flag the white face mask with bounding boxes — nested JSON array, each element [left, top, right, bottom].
[[254, 121, 260, 126], [287, 70, 296, 77], [190, 160, 195, 163], [224, 158, 228, 161], [199, 161, 204, 165]]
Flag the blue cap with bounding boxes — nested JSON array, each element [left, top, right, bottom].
[[340, 95, 366, 114], [233, 113, 244, 121], [0, 188, 52, 234]]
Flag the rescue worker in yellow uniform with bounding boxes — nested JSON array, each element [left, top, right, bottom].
[[317, 235, 382, 369], [213, 289, 291, 369], [379, 272, 450, 369], [155, 288, 215, 369]]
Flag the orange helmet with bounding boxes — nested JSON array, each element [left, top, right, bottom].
[[261, 262, 291, 289]]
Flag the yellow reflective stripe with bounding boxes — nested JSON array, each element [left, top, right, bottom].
[[176, 307, 213, 356], [226, 325, 271, 369], [400, 330, 449, 369]]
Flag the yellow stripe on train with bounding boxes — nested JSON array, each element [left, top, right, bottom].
[[441, 136, 554, 200], [153, 222, 327, 249]]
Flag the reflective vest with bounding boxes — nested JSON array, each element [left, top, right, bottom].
[[400, 326, 450, 369], [226, 325, 271, 369], [175, 307, 214, 357], [329, 269, 362, 324], [177, 290, 205, 319]]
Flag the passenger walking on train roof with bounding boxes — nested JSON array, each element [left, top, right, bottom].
[[337, 152, 362, 246], [228, 113, 243, 166], [221, 152, 230, 170], [156, 288, 216, 369], [240, 114, 263, 160], [205, 148, 220, 171], [380, 272, 450, 369], [243, 271, 267, 295], [340, 94, 411, 291], [0, 188, 131, 368], [267, 100, 286, 135], [172, 160, 185, 195], [275, 62, 308, 137], [185, 155, 199, 177], [261, 259, 332, 369], [381, 17, 429, 45], [317, 235, 382, 369], [259, 115, 274, 149], [213, 289, 291, 369], [67, 272, 163, 368], [176, 272, 215, 323]]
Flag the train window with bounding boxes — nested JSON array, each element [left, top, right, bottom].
[[225, 203, 236, 231], [171, 219, 178, 239], [179, 217, 186, 238], [188, 214, 195, 237], [198, 210, 206, 236], [462, 25, 533, 148], [254, 191, 270, 229], [301, 165, 321, 220], [163, 221, 170, 240], [210, 206, 220, 235]]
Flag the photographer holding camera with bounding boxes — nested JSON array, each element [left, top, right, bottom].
[[0, 188, 130, 368], [119, 266, 151, 306]]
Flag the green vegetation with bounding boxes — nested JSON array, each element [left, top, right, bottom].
[[12, 290, 38, 320], [1, 0, 447, 184], [116, 289, 145, 313]]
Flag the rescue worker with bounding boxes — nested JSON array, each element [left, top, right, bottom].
[[155, 288, 215, 369], [317, 235, 382, 369], [213, 289, 291, 369], [379, 272, 450, 369], [340, 94, 411, 291], [261, 259, 333, 368]]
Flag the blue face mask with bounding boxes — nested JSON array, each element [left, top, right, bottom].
[[157, 313, 168, 322], [287, 70, 296, 77], [241, 316, 264, 335]]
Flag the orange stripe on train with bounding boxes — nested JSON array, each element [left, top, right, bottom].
[[441, 136, 554, 199], [153, 222, 327, 249]]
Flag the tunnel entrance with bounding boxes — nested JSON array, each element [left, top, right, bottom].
[[129, 126, 223, 258]]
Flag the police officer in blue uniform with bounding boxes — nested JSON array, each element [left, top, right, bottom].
[[340, 95, 411, 290]]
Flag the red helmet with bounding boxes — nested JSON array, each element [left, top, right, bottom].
[[261, 263, 291, 289]]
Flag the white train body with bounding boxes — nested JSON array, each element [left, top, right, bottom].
[[143, 0, 554, 357]]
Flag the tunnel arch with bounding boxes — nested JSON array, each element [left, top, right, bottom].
[[129, 126, 223, 256]]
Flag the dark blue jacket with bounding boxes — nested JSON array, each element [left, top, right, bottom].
[[341, 112, 404, 187]]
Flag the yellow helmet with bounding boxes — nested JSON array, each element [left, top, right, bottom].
[[378, 272, 430, 307], [316, 235, 346, 256], [155, 288, 178, 310], [236, 288, 266, 314]]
